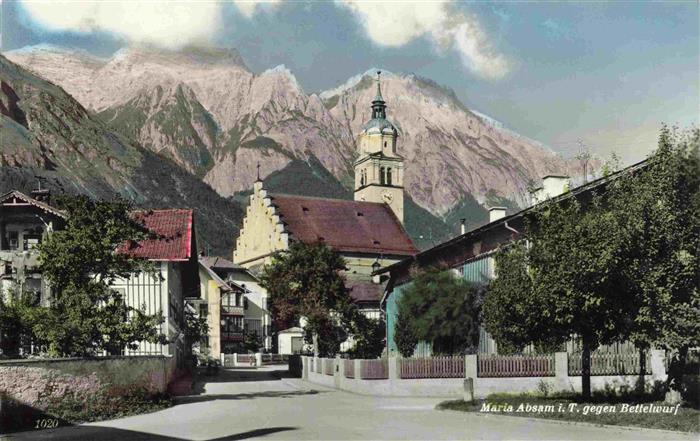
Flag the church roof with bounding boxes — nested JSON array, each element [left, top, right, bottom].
[[269, 194, 417, 256], [362, 117, 398, 135]]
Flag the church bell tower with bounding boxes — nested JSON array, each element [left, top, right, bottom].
[[353, 71, 405, 224]]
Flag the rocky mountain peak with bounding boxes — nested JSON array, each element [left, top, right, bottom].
[[5, 45, 573, 218]]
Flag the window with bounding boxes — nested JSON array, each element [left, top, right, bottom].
[[221, 293, 239, 313], [8, 231, 18, 250], [380, 167, 386, 185], [387, 168, 392, 185], [221, 316, 244, 337], [384, 141, 387, 148], [244, 297, 249, 310]]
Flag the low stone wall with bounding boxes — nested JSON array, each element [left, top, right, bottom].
[[0, 356, 176, 411], [302, 351, 668, 399]]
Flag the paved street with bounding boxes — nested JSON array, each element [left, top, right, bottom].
[[5, 366, 696, 441]]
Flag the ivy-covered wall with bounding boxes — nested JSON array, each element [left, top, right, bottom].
[[0, 356, 176, 431]]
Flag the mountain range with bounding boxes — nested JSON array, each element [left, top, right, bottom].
[[0, 53, 243, 255], [2, 44, 576, 253]]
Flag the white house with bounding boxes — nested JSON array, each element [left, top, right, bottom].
[[112, 209, 200, 368], [199, 256, 272, 353]]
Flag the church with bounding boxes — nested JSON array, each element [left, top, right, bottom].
[[232, 72, 417, 348]]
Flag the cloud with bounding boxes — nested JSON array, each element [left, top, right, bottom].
[[233, 0, 281, 19], [18, 0, 278, 49], [337, 1, 510, 80]]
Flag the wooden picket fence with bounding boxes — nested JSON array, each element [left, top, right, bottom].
[[399, 356, 465, 379], [237, 354, 255, 365], [360, 358, 388, 379], [261, 354, 289, 364], [478, 354, 555, 377], [324, 358, 334, 376], [568, 351, 651, 376], [344, 359, 355, 378]]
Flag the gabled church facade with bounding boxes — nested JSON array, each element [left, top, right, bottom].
[[232, 73, 417, 339]]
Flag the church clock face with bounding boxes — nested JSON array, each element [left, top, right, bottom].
[[382, 191, 394, 204]]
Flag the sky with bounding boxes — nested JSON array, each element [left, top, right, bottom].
[[1, 0, 698, 164]]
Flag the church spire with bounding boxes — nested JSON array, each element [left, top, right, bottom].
[[371, 70, 386, 120]]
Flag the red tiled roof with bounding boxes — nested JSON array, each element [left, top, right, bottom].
[[270, 194, 417, 256], [346, 279, 384, 304], [122, 209, 193, 261]]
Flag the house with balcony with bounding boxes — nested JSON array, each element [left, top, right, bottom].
[[198, 256, 272, 355], [0, 189, 65, 307]]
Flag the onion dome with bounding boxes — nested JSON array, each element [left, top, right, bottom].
[[361, 70, 398, 136]]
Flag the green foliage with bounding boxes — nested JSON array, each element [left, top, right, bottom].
[[347, 315, 385, 359], [184, 307, 210, 353], [32, 195, 167, 356], [259, 241, 355, 357], [394, 310, 418, 357], [606, 126, 699, 352], [0, 291, 39, 356], [483, 125, 699, 397], [398, 267, 482, 356], [483, 243, 541, 354], [244, 330, 263, 353]]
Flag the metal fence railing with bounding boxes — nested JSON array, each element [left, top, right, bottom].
[[478, 354, 555, 378], [568, 351, 651, 376], [399, 356, 465, 379], [360, 358, 388, 380]]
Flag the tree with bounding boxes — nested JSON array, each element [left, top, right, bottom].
[[259, 241, 355, 357], [484, 125, 700, 398], [398, 267, 481, 356], [487, 194, 631, 398], [35, 196, 167, 356], [482, 243, 557, 355], [244, 330, 263, 353], [0, 290, 39, 357], [348, 315, 385, 359], [394, 310, 418, 358], [184, 307, 210, 355], [606, 126, 699, 389]]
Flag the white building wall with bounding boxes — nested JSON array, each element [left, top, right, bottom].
[[109, 262, 182, 358], [229, 271, 272, 351]]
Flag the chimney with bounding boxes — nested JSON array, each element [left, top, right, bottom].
[[531, 175, 570, 204], [542, 175, 569, 197], [489, 207, 507, 222], [460, 218, 466, 235], [30, 188, 51, 204]]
